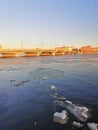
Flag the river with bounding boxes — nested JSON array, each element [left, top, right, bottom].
[[0, 54, 98, 130]]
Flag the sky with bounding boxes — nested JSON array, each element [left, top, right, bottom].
[[0, 0, 98, 49]]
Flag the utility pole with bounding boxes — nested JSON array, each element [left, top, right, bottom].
[[0, 44, 3, 50], [20, 41, 24, 50], [0, 44, 2, 49]]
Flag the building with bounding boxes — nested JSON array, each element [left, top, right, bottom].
[[80, 46, 98, 54]]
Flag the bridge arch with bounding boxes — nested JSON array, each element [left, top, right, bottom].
[[55, 51, 64, 55], [40, 51, 53, 56], [25, 51, 38, 56], [1, 52, 17, 58]]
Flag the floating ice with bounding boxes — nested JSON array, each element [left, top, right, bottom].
[[72, 121, 83, 128], [7, 67, 22, 71], [10, 79, 15, 82], [53, 110, 68, 124], [55, 97, 90, 122], [50, 93, 58, 98], [66, 100, 72, 104], [50, 85, 57, 90], [76, 106, 88, 119], [34, 122, 37, 125], [30, 68, 64, 80], [54, 111, 67, 120], [42, 77, 48, 80], [58, 97, 66, 102], [87, 123, 98, 130], [14, 80, 30, 87]]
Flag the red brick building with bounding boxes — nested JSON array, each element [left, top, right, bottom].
[[80, 46, 98, 54]]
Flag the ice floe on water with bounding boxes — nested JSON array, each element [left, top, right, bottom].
[[72, 121, 83, 128], [53, 110, 68, 124], [50, 93, 58, 98], [13, 80, 31, 87], [87, 123, 98, 130], [33, 121, 37, 125], [47, 86, 97, 129], [55, 96, 91, 122], [58, 96, 66, 102], [65, 100, 72, 104], [76, 106, 89, 119], [53, 96, 98, 129], [50, 85, 57, 90], [42, 76, 48, 80], [7, 67, 22, 71], [9, 79, 15, 82], [29, 68, 65, 80]]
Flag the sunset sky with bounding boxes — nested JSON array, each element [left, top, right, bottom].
[[0, 0, 98, 49]]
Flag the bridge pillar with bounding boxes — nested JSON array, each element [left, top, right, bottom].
[[37, 53, 39, 56], [0, 53, 3, 57], [52, 52, 55, 56], [37, 52, 41, 56]]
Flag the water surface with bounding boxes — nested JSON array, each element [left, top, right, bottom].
[[0, 55, 98, 130]]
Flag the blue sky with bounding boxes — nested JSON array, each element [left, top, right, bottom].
[[0, 0, 98, 48]]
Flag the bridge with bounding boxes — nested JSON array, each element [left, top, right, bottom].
[[0, 48, 78, 58]]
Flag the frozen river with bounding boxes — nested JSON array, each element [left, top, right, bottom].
[[0, 54, 98, 130]]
